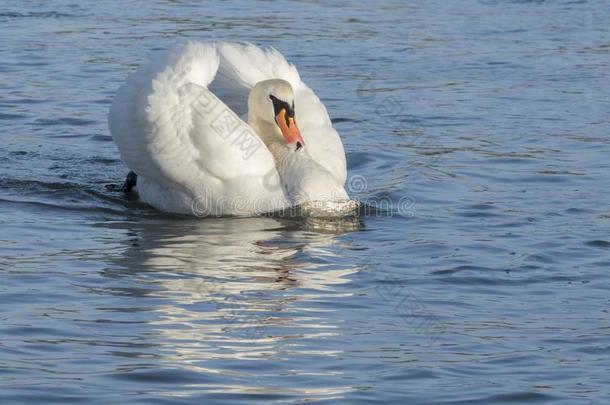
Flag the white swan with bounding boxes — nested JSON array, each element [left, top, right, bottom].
[[109, 42, 355, 217]]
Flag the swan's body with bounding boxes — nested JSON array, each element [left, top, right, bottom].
[[109, 42, 353, 217]]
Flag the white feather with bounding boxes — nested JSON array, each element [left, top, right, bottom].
[[109, 41, 349, 216]]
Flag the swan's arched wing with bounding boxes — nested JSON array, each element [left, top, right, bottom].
[[110, 43, 223, 186], [108, 43, 286, 214], [214, 42, 348, 185]]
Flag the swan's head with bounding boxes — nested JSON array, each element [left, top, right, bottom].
[[248, 79, 305, 151]]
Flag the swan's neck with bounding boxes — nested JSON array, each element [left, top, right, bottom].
[[248, 119, 283, 155], [249, 118, 348, 204], [249, 119, 296, 175]]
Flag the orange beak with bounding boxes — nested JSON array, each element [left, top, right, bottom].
[[275, 109, 305, 150]]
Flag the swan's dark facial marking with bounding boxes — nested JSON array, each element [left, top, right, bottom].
[[269, 94, 295, 127], [271, 94, 305, 148]]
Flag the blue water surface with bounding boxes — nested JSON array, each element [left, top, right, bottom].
[[1, 0, 610, 403]]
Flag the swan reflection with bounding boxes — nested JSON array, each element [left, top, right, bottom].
[[108, 215, 361, 400]]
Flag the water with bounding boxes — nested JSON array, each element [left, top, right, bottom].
[[1, 0, 610, 403]]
